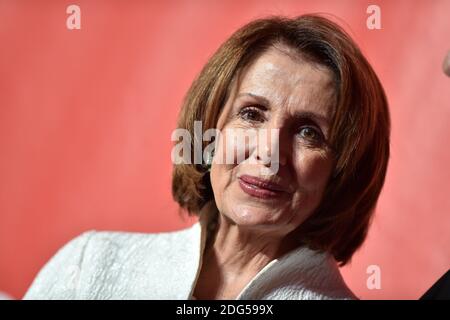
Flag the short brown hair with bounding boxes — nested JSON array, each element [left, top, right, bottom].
[[172, 14, 390, 266]]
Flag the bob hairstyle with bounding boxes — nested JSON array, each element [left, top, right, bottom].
[[172, 14, 390, 266]]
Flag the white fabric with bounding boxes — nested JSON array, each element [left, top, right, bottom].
[[23, 218, 357, 300]]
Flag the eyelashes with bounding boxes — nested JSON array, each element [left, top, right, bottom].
[[237, 105, 267, 122], [297, 127, 323, 143], [236, 105, 325, 145]]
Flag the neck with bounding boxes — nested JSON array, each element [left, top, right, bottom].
[[194, 206, 303, 299], [203, 213, 300, 279]]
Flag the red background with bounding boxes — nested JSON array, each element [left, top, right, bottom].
[[1, 0, 449, 299]]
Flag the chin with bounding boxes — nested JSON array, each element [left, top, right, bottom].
[[225, 203, 286, 227]]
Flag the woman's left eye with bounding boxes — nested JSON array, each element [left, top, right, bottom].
[[298, 126, 323, 142]]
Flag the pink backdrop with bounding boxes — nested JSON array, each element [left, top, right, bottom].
[[1, 0, 449, 300]]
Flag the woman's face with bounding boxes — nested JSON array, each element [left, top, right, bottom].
[[210, 45, 336, 236]]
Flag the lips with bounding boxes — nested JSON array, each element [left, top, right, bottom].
[[238, 174, 288, 199]]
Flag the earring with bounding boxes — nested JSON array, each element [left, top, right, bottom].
[[204, 149, 215, 172]]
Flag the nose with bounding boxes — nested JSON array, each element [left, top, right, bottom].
[[256, 121, 290, 168]]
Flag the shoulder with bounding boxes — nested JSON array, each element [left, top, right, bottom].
[[23, 230, 96, 299], [82, 224, 201, 266], [84, 223, 200, 259], [79, 224, 202, 299], [23, 223, 201, 299]]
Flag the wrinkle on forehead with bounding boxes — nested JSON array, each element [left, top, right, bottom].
[[243, 47, 335, 98], [217, 45, 337, 128]]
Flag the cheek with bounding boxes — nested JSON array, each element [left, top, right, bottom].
[[209, 133, 237, 210], [213, 126, 256, 166], [292, 148, 333, 194], [210, 127, 261, 211]]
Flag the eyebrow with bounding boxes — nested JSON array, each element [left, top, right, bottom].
[[237, 92, 271, 106], [236, 92, 331, 127]]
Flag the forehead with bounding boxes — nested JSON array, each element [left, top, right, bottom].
[[232, 45, 336, 117]]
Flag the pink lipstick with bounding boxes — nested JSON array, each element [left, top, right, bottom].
[[238, 175, 287, 199]]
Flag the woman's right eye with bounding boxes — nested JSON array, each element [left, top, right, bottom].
[[238, 106, 266, 122]]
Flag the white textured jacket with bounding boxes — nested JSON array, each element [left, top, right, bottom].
[[23, 218, 357, 300]]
